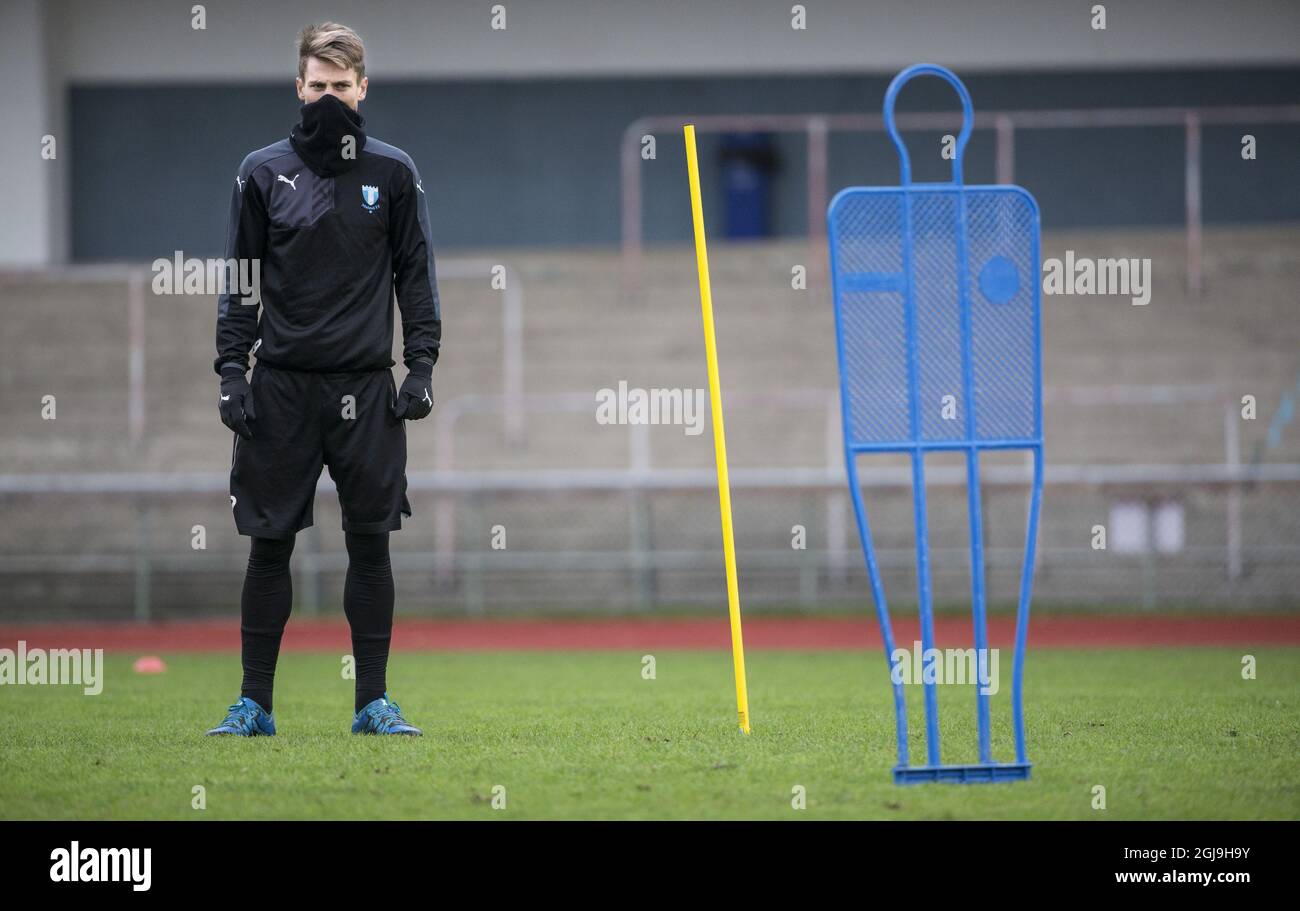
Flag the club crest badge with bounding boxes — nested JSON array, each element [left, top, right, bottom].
[[361, 184, 380, 212]]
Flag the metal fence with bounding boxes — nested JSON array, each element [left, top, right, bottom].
[[621, 104, 1300, 298], [2, 445, 1297, 620]]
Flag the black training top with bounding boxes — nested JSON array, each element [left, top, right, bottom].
[[214, 96, 440, 376]]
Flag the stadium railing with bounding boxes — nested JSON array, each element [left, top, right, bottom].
[[620, 104, 1300, 299]]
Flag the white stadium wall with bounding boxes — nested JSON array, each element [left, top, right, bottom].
[[4, 0, 1300, 264]]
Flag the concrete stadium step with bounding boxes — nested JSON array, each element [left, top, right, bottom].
[[1, 226, 1298, 474]]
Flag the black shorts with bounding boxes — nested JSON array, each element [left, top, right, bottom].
[[229, 363, 412, 539]]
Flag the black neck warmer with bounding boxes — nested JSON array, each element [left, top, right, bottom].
[[290, 94, 368, 177]]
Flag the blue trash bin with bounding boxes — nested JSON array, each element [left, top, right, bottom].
[[719, 132, 778, 239]]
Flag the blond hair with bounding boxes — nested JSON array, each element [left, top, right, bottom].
[[297, 22, 366, 81]]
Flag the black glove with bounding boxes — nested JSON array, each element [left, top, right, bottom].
[[392, 366, 434, 421], [218, 366, 256, 440]]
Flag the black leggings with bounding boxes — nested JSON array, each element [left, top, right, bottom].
[[239, 532, 394, 715], [342, 531, 395, 712]]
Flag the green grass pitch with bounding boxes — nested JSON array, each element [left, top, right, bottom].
[[1, 648, 1296, 820]]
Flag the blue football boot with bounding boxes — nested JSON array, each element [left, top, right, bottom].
[[352, 693, 423, 736], [205, 696, 276, 736]]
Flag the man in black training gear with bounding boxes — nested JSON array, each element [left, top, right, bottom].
[[207, 22, 436, 738]]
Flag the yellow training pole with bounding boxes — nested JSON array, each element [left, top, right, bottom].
[[683, 124, 751, 735]]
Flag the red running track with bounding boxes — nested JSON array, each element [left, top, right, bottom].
[[0, 615, 1297, 652]]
